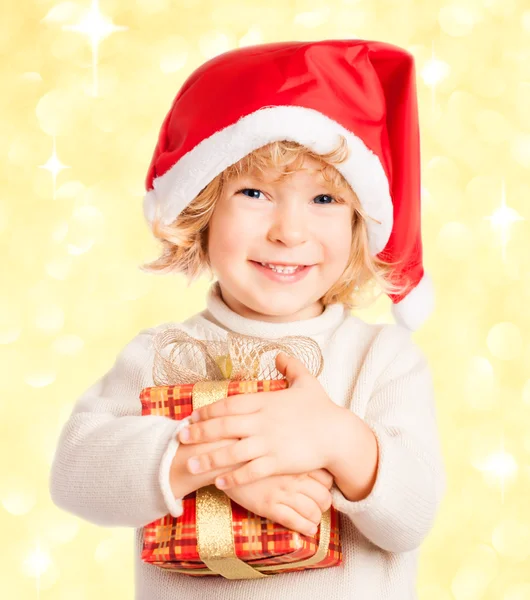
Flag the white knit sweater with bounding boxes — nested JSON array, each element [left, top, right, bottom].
[[49, 281, 446, 600]]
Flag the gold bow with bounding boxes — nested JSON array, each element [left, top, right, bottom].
[[150, 328, 324, 385], [150, 328, 331, 579]]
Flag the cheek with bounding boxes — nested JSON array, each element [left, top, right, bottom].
[[322, 226, 353, 263], [208, 211, 254, 260]]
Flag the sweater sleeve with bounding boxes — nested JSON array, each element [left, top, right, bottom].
[[330, 327, 447, 553], [48, 327, 191, 528]]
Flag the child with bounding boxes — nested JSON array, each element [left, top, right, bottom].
[[49, 39, 446, 599]]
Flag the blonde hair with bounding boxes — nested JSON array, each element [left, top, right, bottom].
[[140, 136, 412, 311]]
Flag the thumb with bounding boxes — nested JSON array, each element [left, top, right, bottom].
[[275, 351, 308, 385]]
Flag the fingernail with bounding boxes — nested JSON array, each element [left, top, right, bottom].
[[190, 410, 200, 422], [180, 427, 190, 442], [216, 478, 227, 489], [188, 457, 201, 473]]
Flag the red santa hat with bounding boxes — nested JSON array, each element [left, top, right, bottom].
[[144, 39, 435, 332]]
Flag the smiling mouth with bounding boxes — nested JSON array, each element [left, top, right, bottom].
[[249, 260, 315, 282], [250, 261, 307, 272], [250, 260, 314, 268]]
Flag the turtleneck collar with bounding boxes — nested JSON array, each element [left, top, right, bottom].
[[196, 280, 348, 339]]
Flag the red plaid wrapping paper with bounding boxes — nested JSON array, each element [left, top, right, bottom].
[[140, 379, 342, 578]]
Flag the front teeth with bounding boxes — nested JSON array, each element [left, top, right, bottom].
[[260, 262, 301, 274]]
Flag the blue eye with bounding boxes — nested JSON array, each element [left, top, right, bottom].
[[238, 188, 264, 200], [236, 188, 337, 204], [313, 194, 336, 205]]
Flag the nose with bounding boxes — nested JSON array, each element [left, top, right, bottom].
[[267, 202, 309, 247]]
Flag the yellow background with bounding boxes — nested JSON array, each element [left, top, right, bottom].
[[2, 0, 530, 598]]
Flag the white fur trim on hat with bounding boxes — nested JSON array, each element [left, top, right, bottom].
[[144, 105, 393, 256], [391, 272, 435, 331]]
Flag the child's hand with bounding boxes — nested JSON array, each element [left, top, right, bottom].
[[170, 438, 248, 500], [178, 352, 343, 490], [222, 468, 334, 537]]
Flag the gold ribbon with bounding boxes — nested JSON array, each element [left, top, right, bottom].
[[150, 328, 324, 385], [151, 328, 331, 579]]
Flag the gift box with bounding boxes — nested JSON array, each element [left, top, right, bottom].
[[140, 328, 342, 579]]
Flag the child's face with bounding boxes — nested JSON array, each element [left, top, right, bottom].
[[207, 155, 355, 322]]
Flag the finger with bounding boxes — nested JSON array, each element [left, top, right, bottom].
[[297, 477, 333, 513], [275, 352, 310, 388], [214, 455, 276, 490], [273, 503, 319, 537], [288, 492, 323, 526], [191, 393, 264, 423], [178, 413, 259, 444], [307, 468, 334, 490], [186, 436, 267, 475]]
